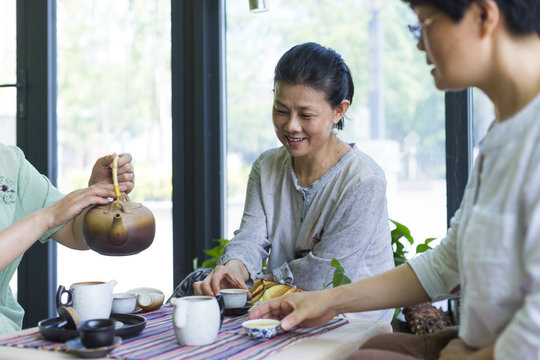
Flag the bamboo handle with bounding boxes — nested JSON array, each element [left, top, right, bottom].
[[112, 155, 120, 200]]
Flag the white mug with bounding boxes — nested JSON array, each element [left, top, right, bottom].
[[172, 295, 224, 346], [56, 280, 117, 322]]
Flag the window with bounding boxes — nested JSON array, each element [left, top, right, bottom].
[[225, 0, 447, 251], [56, 0, 173, 295], [0, 0, 17, 146], [1, 0, 18, 297], [472, 89, 495, 161]]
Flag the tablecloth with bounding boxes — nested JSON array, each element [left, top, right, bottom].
[[0, 305, 348, 360]]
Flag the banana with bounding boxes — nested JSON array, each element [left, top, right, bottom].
[[249, 279, 266, 304], [250, 279, 264, 295], [249, 280, 303, 307]]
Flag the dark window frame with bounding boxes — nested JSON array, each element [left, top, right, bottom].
[[14, 0, 469, 328], [16, 0, 58, 329]]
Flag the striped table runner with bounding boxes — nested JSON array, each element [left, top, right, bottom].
[[0, 305, 348, 359]]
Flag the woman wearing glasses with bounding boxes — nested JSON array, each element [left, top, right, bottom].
[[250, 1, 540, 359], [172, 42, 395, 321]]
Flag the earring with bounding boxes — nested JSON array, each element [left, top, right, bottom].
[[332, 127, 339, 135]]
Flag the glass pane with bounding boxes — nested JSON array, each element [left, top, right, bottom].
[[1, 0, 18, 297], [225, 0, 447, 255], [0, 0, 17, 146], [472, 89, 495, 162], [56, 1, 173, 295]]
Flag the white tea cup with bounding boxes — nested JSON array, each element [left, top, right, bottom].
[[220, 289, 248, 308], [112, 292, 138, 314], [172, 296, 224, 346]]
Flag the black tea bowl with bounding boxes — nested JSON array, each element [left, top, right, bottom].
[[78, 318, 116, 348]]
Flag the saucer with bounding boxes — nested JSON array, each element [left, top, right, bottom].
[[65, 336, 121, 358], [39, 313, 146, 342], [224, 302, 252, 317], [111, 306, 142, 315]]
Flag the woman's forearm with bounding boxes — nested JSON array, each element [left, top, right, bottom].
[[328, 264, 430, 315], [52, 209, 90, 250], [0, 208, 53, 270]]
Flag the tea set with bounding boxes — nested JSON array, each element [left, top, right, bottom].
[[41, 280, 164, 357], [44, 282, 282, 358], [40, 165, 281, 354]]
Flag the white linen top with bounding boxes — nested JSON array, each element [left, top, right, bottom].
[[409, 94, 540, 359], [0, 144, 64, 333], [219, 144, 395, 321]]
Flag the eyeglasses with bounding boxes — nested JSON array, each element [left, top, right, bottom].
[[407, 12, 443, 42]]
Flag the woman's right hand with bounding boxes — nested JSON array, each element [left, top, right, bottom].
[[248, 290, 335, 331], [193, 261, 250, 296]]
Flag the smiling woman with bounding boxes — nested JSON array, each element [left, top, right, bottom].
[[225, 0, 448, 262], [174, 42, 396, 322]]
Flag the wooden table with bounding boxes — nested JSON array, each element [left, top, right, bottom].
[[0, 317, 391, 359]]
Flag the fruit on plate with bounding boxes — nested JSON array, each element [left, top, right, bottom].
[[249, 279, 302, 308]]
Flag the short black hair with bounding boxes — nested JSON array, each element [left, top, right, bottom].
[[274, 42, 354, 130], [402, 0, 540, 36]]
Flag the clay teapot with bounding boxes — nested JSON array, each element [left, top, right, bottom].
[[83, 194, 155, 256]]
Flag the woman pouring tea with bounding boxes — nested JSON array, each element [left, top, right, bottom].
[[0, 144, 134, 333]]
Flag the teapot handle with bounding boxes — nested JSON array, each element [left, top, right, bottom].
[[111, 156, 130, 202], [56, 285, 73, 309]]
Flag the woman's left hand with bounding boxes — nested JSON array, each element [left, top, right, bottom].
[[88, 153, 135, 194], [46, 183, 116, 230]]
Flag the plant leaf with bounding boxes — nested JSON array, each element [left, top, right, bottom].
[[394, 254, 407, 266], [390, 219, 414, 245], [332, 267, 352, 287], [415, 238, 436, 254], [393, 307, 402, 321], [330, 258, 341, 268]]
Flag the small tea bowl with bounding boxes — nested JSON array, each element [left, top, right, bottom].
[[112, 292, 138, 314], [242, 319, 281, 340], [78, 319, 116, 348], [221, 289, 248, 308]]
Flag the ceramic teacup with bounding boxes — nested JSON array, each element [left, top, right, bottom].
[[171, 295, 224, 346], [112, 293, 138, 314], [56, 280, 117, 322], [220, 289, 249, 308], [78, 318, 116, 348], [242, 319, 281, 340]]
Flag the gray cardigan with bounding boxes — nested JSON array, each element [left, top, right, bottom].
[[219, 145, 394, 320]]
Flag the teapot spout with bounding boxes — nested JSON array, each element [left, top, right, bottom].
[[107, 280, 117, 290], [108, 214, 128, 245]]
